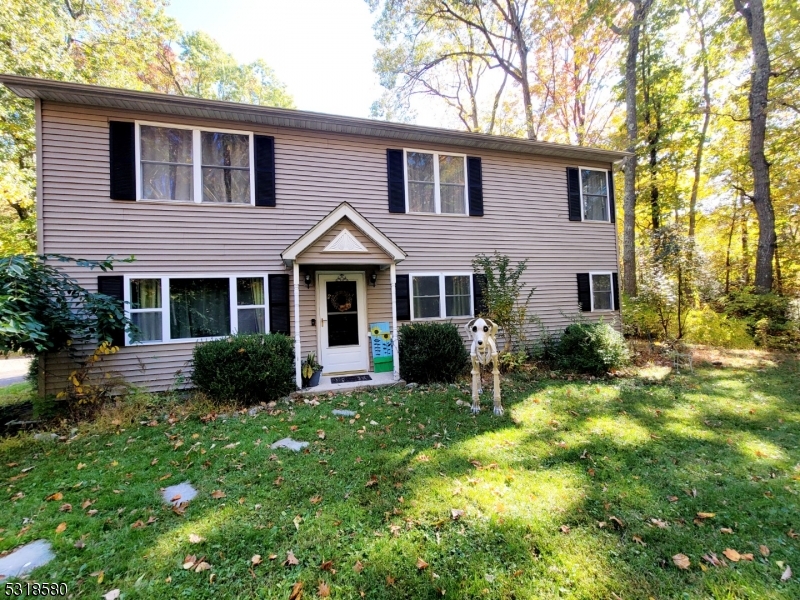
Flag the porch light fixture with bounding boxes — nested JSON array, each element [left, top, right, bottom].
[[369, 271, 378, 287], [304, 272, 311, 288]]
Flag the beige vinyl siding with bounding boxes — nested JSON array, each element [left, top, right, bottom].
[[39, 102, 619, 393]]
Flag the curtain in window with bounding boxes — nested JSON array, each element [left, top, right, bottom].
[[140, 126, 193, 201], [581, 169, 608, 221], [236, 277, 266, 334], [439, 155, 466, 214], [170, 278, 230, 339], [407, 152, 435, 212], [130, 279, 162, 342], [202, 132, 251, 204]]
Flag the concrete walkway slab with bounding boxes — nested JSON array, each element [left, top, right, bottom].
[[0, 540, 54, 578]]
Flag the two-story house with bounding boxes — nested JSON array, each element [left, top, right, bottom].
[[1, 75, 627, 395]]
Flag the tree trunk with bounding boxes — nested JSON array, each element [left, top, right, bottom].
[[508, 1, 535, 140], [688, 11, 711, 240], [741, 194, 750, 286], [620, 0, 653, 297], [734, 0, 776, 293]]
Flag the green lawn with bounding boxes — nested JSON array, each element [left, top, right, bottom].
[[0, 381, 31, 408], [1, 352, 798, 599]]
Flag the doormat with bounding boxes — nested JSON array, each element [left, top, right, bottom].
[[330, 375, 373, 384]]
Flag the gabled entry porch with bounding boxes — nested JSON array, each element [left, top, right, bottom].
[[281, 203, 407, 389]]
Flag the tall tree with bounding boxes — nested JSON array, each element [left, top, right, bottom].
[[732, 0, 775, 292], [612, 0, 654, 297]]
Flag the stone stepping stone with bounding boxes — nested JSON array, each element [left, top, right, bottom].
[[270, 437, 309, 451], [162, 481, 198, 506], [332, 409, 356, 417], [0, 540, 54, 579]]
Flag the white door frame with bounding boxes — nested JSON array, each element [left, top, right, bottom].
[[316, 271, 369, 375]]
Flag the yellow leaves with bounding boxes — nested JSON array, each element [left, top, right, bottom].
[[696, 512, 715, 519], [91, 570, 105, 584], [673, 553, 691, 570], [722, 548, 753, 562], [720, 527, 734, 534], [55, 522, 67, 534], [46, 492, 63, 501], [77, 463, 86, 470]]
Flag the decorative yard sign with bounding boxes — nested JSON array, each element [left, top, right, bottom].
[[368, 322, 393, 373]]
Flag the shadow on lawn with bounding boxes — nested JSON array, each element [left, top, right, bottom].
[[4, 358, 798, 599]]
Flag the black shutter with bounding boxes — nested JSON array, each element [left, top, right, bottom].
[[268, 274, 290, 334], [473, 273, 487, 316], [612, 272, 620, 311], [577, 273, 591, 312], [395, 274, 410, 320], [467, 156, 484, 216], [567, 167, 581, 221], [254, 135, 276, 207], [607, 170, 616, 223], [97, 275, 126, 346], [387, 149, 406, 213], [109, 121, 135, 201]]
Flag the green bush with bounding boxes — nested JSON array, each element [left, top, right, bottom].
[[683, 308, 754, 349], [399, 322, 468, 384], [556, 322, 630, 375], [621, 293, 664, 340], [191, 333, 295, 405], [722, 288, 796, 350]]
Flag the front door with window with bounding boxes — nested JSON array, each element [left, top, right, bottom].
[[317, 272, 368, 375]]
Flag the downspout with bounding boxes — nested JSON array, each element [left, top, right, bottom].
[[293, 261, 301, 389], [390, 262, 399, 381]]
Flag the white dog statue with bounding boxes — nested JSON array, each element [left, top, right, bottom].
[[465, 317, 503, 416]]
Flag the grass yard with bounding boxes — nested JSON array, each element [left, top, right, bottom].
[[0, 382, 32, 408], [1, 351, 799, 599]]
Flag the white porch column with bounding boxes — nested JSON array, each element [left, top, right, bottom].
[[390, 262, 399, 381], [293, 261, 302, 389]]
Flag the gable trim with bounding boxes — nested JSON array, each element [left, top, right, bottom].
[[323, 228, 368, 253], [282, 202, 406, 264]]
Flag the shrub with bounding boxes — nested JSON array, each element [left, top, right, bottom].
[[399, 322, 468, 384], [191, 333, 295, 405], [722, 288, 796, 350], [557, 322, 630, 375], [683, 308, 754, 349]]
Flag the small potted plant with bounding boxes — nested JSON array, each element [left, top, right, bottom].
[[301, 351, 323, 388]]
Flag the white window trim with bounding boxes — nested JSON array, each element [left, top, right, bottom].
[[135, 120, 256, 206], [579, 166, 611, 223], [124, 273, 270, 345], [588, 271, 615, 312], [409, 272, 474, 320], [403, 149, 469, 215]]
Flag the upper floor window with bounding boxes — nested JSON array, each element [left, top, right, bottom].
[[410, 273, 473, 319], [405, 150, 467, 214], [136, 122, 254, 205], [580, 168, 610, 222]]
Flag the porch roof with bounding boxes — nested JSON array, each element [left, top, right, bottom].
[[281, 202, 406, 266]]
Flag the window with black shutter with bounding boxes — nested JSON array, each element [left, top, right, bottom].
[[97, 275, 126, 346], [473, 273, 487, 315], [109, 121, 136, 201], [576, 273, 591, 312], [467, 157, 483, 216], [254, 135, 276, 207]]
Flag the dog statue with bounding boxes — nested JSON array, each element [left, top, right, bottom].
[[465, 317, 503, 416]]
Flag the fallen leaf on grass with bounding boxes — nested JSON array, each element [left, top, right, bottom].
[[781, 565, 792, 582], [416, 557, 429, 569], [318, 581, 330, 597], [667, 495, 679, 502], [365, 475, 379, 487], [77, 463, 86, 470], [251, 555, 262, 566], [183, 555, 197, 570], [319, 559, 333, 571], [288, 582, 304, 600], [87, 509, 99, 516], [55, 522, 67, 534], [720, 527, 733, 534], [451, 509, 464, 520], [59, 503, 72, 512], [317, 429, 326, 440], [102, 590, 120, 600], [159, 473, 172, 481], [386, 575, 395, 586], [696, 512, 715, 519], [788, 529, 799, 539], [651, 518, 669, 529], [760, 545, 770, 557], [703, 553, 726, 567], [170, 494, 181, 502], [210, 490, 226, 499], [632, 535, 646, 546], [130, 520, 145, 529], [147, 516, 157, 525], [91, 570, 105, 583], [284, 550, 300, 566], [81, 499, 93, 509], [673, 554, 691, 570], [609, 516, 625, 529], [310, 495, 323, 505], [559, 525, 570, 534], [723, 548, 741, 562], [274, 476, 284, 486], [353, 560, 364, 573], [189, 533, 204, 544], [46, 492, 64, 501], [195, 561, 211, 573], [74, 540, 85, 549]]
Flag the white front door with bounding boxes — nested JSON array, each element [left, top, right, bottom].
[[317, 272, 369, 375]]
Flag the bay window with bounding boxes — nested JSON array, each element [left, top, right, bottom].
[[410, 273, 473, 319]]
